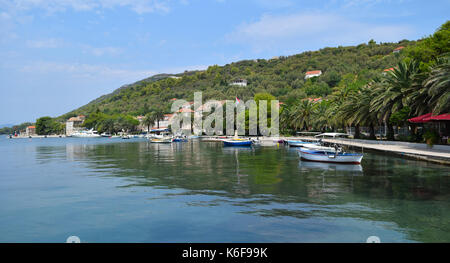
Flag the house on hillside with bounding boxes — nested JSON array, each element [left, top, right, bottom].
[[393, 46, 405, 53], [305, 70, 322, 79], [66, 115, 86, 136], [306, 98, 323, 103], [229, 79, 247, 87]]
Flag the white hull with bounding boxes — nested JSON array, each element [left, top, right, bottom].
[[298, 150, 363, 164], [287, 141, 319, 147], [71, 129, 101, 138], [71, 134, 101, 138]]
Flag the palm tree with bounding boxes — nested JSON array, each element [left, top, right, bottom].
[[290, 99, 316, 131], [405, 70, 431, 116], [311, 100, 330, 132], [153, 108, 165, 129], [371, 60, 420, 140], [423, 55, 450, 114], [143, 113, 156, 133], [345, 84, 379, 139], [280, 102, 295, 133], [338, 94, 361, 138]]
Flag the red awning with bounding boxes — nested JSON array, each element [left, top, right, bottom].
[[408, 113, 450, 123], [408, 113, 432, 123], [425, 113, 450, 121]]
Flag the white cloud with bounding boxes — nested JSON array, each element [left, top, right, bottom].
[[179, 0, 189, 5], [15, 61, 207, 81], [18, 61, 156, 81], [226, 12, 414, 53], [26, 38, 63, 48], [81, 45, 123, 56], [2, 0, 171, 15], [251, 0, 294, 9], [341, 0, 408, 8]]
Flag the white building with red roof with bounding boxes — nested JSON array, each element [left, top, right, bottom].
[[305, 70, 322, 79], [393, 46, 404, 53]]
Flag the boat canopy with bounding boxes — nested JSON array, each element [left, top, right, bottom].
[[314, 133, 350, 138]]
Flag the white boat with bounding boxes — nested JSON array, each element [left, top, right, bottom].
[[301, 144, 337, 152], [71, 129, 101, 138], [286, 140, 320, 147], [149, 137, 173, 143], [298, 147, 363, 164], [100, 132, 112, 137]]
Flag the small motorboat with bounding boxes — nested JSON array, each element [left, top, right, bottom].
[[150, 137, 173, 143], [100, 132, 112, 137], [172, 137, 188, 142], [286, 140, 319, 147], [121, 135, 131, 139], [223, 138, 253, 147], [298, 147, 363, 164]]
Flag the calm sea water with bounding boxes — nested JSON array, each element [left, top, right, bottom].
[[0, 136, 449, 243]]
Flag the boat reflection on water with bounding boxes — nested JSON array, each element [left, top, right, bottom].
[[222, 145, 254, 154], [299, 160, 363, 174], [222, 147, 251, 195]]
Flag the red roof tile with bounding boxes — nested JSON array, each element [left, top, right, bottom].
[[305, 70, 322, 75]]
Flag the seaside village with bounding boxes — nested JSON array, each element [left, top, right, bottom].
[[15, 68, 329, 138], [10, 51, 449, 149], [6, 46, 450, 164]]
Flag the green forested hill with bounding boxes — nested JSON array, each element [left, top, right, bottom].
[[60, 39, 414, 120]]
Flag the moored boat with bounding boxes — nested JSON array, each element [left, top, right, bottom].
[[286, 140, 319, 147], [223, 138, 253, 147], [150, 137, 173, 143], [173, 138, 187, 142], [298, 148, 363, 164], [100, 132, 112, 137], [172, 137, 188, 142], [71, 129, 101, 138]]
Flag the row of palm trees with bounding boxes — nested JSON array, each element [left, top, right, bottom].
[[281, 54, 449, 140], [142, 108, 165, 133]]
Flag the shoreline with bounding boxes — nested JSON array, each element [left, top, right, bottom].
[[4, 134, 450, 165]]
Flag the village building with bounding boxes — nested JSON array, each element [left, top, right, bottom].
[[305, 70, 322, 79], [306, 97, 323, 103], [229, 79, 247, 87], [393, 46, 405, 53], [26, 126, 36, 136], [66, 115, 86, 136]]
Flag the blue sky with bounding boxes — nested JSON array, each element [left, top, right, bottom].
[[0, 0, 449, 124]]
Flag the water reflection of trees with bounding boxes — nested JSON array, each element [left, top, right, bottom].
[[37, 141, 450, 242]]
